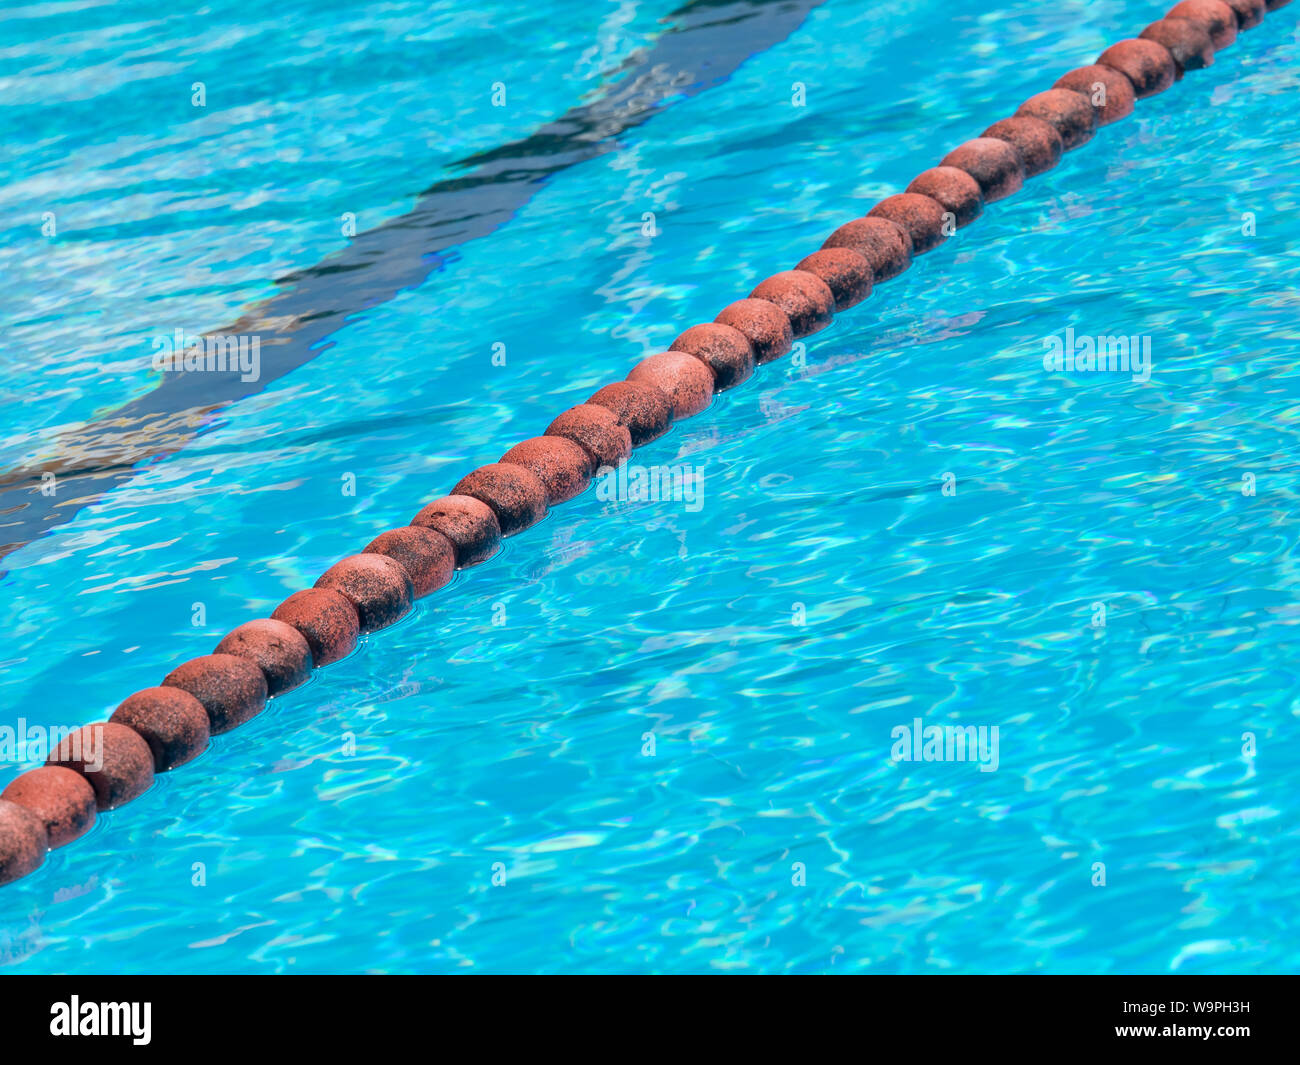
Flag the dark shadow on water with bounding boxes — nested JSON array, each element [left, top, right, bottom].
[[0, 0, 823, 569]]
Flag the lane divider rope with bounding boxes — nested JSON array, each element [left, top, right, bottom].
[[0, 0, 1290, 887]]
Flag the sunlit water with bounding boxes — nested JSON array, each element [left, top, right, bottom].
[[0, 0, 1297, 973]]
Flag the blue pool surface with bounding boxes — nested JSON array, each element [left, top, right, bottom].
[[0, 0, 1297, 973]]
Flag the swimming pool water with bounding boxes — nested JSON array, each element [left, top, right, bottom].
[[0, 0, 1297, 973]]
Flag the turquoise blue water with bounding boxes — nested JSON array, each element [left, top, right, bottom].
[[1, 0, 1297, 973]]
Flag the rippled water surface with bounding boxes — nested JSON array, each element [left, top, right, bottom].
[[0, 0, 1297, 973]]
